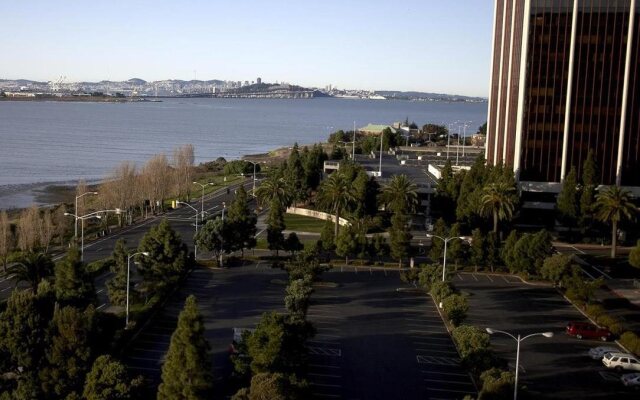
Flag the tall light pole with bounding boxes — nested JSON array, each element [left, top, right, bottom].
[[485, 328, 554, 400], [74, 191, 98, 242], [426, 234, 467, 281], [244, 161, 260, 197], [192, 181, 214, 222], [378, 129, 384, 177], [177, 201, 198, 259], [456, 125, 461, 166], [352, 121, 356, 160], [126, 251, 149, 327], [65, 208, 121, 261]]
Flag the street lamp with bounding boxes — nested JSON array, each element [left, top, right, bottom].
[[126, 251, 149, 327], [378, 129, 384, 177], [485, 328, 553, 400], [177, 201, 199, 259], [74, 191, 98, 242], [244, 161, 260, 197], [65, 208, 121, 261], [426, 234, 467, 281], [192, 181, 214, 222]]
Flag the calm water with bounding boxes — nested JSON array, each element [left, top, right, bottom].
[[0, 97, 486, 187]]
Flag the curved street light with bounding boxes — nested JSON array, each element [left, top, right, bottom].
[[177, 201, 199, 260], [244, 161, 260, 197], [193, 181, 214, 222], [74, 191, 98, 241], [425, 234, 468, 281], [485, 328, 554, 400], [64, 208, 121, 261], [126, 251, 149, 327]]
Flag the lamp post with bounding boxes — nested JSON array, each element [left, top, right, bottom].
[[378, 129, 384, 177], [192, 181, 214, 222], [485, 328, 554, 400], [244, 161, 260, 197], [352, 120, 356, 160], [65, 208, 121, 261], [426, 234, 467, 281], [126, 251, 149, 327], [177, 201, 198, 259], [74, 191, 98, 242]]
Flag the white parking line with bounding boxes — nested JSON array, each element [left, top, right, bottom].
[[310, 383, 341, 388], [501, 276, 510, 283], [424, 378, 474, 386], [309, 364, 340, 369], [1, 287, 11, 293], [129, 356, 161, 362], [426, 388, 476, 395], [96, 303, 107, 310], [415, 349, 458, 355], [308, 340, 340, 346], [133, 348, 167, 354], [309, 373, 341, 378], [486, 274, 494, 282], [317, 333, 341, 338], [471, 274, 479, 281], [0, 274, 15, 283], [421, 370, 469, 377]]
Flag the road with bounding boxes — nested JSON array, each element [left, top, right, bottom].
[[0, 180, 252, 304], [453, 271, 636, 399]]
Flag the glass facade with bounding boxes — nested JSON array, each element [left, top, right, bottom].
[[487, 0, 640, 187]]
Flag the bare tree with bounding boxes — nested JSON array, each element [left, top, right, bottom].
[[173, 144, 195, 201], [39, 208, 55, 253], [75, 179, 89, 216], [17, 205, 40, 252], [0, 210, 14, 272], [53, 204, 71, 247], [101, 161, 137, 226], [141, 153, 172, 214]]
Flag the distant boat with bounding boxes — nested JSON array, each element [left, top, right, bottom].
[[368, 95, 386, 100], [334, 94, 361, 99]]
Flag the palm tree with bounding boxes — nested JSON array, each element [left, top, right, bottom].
[[382, 174, 418, 214], [479, 181, 517, 234], [595, 186, 637, 258], [317, 173, 355, 238], [255, 175, 291, 210], [10, 252, 54, 292]]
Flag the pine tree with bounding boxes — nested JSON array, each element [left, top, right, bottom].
[[137, 219, 190, 287], [389, 213, 412, 267], [158, 295, 213, 400], [335, 226, 357, 264], [227, 186, 257, 256], [485, 232, 500, 272], [429, 218, 447, 262], [501, 230, 519, 272], [579, 149, 597, 233], [266, 199, 286, 255], [285, 143, 306, 204], [107, 238, 129, 306], [319, 218, 335, 251], [54, 247, 96, 308], [557, 166, 578, 227], [40, 305, 96, 399], [447, 223, 464, 267], [469, 229, 485, 272], [195, 217, 231, 264], [83, 355, 142, 400]]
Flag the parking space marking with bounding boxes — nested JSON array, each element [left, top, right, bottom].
[[128, 365, 161, 372], [471, 274, 479, 281], [486, 275, 494, 282], [501, 276, 510, 283], [409, 329, 448, 334], [415, 349, 459, 355], [416, 355, 460, 366], [426, 387, 476, 395], [420, 370, 469, 377], [308, 347, 342, 356], [309, 364, 340, 369], [424, 378, 475, 386], [308, 340, 340, 346], [309, 373, 341, 378], [316, 333, 340, 338]]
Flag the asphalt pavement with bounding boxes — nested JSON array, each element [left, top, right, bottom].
[[453, 272, 636, 399]]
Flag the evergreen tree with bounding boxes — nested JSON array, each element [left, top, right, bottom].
[[284, 277, 313, 323], [579, 149, 597, 233], [319, 219, 335, 251], [352, 171, 379, 218], [266, 199, 286, 255], [435, 160, 458, 222], [429, 218, 447, 262], [447, 223, 464, 267], [54, 247, 96, 308], [381, 174, 418, 215], [83, 355, 143, 400], [485, 232, 500, 272], [137, 219, 190, 288], [456, 155, 488, 224], [469, 229, 485, 271], [285, 233, 303, 255], [501, 230, 519, 272], [107, 238, 129, 306], [301, 144, 327, 190], [371, 234, 389, 262], [158, 295, 213, 400], [40, 305, 96, 399], [227, 186, 258, 256], [389, 213, 412, 267], [557, 166, 578, 227], [317, 172, 355, 238], [335, 225, 357, 264], [284, 143, 306, 204]]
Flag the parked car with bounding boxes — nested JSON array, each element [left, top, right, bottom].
[[603, 352, 640, 372], [566, 321, 612, 341], [588, 346, 620, 360], [621, 373, 640, 388]]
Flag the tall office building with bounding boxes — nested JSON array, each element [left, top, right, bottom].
[[486, 0, 640, 191]]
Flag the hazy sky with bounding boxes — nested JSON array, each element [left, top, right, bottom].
[[0, 1, 494, 97]]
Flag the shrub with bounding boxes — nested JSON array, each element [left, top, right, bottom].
[[620, 331, 640, 356], [430, 281, 454, 303], [584, 303, 606, 320], [478, 368, 515, 400], [452, 325, 496, 375], [442, 294, 469, 326], [597, 314, 625, 336], [418, 263, 442, 290]]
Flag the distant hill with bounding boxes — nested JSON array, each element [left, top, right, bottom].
[[375, 90, 486, 102]]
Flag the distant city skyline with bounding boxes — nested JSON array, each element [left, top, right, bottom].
[[0, 1, 493, 97]]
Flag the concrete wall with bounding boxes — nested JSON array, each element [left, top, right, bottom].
[[286, 207, 350, 226]]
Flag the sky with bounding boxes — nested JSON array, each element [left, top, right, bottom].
[[0, 0, 494, 97]]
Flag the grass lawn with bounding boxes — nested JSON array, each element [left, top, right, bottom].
[[284, 214, 331, 234]]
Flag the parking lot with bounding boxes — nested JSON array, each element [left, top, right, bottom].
[[307, 267, 476, 400], [453, 272, 636, 399], [123, 262, 287, 395]]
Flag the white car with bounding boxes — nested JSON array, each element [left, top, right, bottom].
[[602, 352, 640, 372], [588, 346, 620, 360], [621, 373, 640, 387]]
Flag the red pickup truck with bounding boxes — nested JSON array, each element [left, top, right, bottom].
[[566, 321, 612, 341]]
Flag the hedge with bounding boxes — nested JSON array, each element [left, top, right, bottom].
[[620, 331, 640, 356]]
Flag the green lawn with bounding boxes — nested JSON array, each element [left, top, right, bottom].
[[284, 214, 331, 233]]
